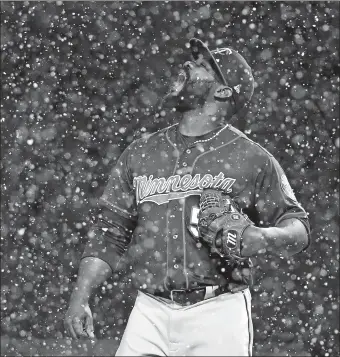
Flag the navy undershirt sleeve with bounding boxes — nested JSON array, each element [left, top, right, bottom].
[[82, 206, 137, 273]]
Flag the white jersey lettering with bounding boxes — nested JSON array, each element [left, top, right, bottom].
[[133, 172, 236, 204]]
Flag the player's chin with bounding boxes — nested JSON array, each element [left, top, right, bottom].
[[165, 71, 188, 98], [169, 81, 187, 98]]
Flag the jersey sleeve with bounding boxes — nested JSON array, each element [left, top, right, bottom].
[[82, 143, 138, 271], [99, 143, 138, 219], [253, 154, 311, 248]]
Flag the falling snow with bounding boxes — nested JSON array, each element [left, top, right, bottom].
[[1, 1, 339, 356]]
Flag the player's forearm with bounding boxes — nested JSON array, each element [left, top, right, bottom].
[[241, 218, 309, 258], [70, 257, 112, 304]]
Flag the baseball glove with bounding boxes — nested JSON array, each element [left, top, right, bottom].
[[198, 189, 254, 263]]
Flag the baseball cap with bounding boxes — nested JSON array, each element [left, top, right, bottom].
[[189, 38, 254, 114]]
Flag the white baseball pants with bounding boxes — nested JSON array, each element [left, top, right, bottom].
[[115, 288, 253, 356]]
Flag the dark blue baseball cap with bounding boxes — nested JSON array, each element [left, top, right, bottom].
[[189, 38, 254, 113]]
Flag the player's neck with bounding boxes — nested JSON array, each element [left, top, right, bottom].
[[178, 106, 227, 137]]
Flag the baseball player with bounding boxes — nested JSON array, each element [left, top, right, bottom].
[[64, 38, 310, 356]]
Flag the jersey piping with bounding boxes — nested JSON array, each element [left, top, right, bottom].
[[182, 200, 189, 289], [100, 198, 138, 218], [165, 124, 179, 151], [242, 290, 252, 356], [191, 135, 242, 170], [164, 150, 182, 290]]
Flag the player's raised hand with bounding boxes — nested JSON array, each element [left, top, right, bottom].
[[64, 301, 95, 340]]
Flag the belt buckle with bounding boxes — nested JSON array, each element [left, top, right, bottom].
[[204, 285, 219, 299], [169, 286, 219, 302]]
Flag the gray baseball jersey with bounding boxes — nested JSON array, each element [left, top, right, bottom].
[[83, 123, 310, 292]]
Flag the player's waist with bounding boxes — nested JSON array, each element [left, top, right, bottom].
[[144, 283, 248, 306]]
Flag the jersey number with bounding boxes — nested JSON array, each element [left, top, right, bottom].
[[188, 206, 200, 239], [188, 199, 237, 239]]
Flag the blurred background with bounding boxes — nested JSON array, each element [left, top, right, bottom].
[[1, 1, 339, 356]]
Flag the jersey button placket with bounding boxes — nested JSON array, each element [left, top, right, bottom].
[[169, 147, 195, 288], [177, 148, 194, 289]]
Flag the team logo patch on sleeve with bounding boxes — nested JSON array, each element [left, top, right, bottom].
[[280, 174, 297, 202]]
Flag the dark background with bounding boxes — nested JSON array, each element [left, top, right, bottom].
[[1, 1, 339, 356]]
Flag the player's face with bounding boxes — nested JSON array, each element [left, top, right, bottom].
[[164, 57, 219, 111]]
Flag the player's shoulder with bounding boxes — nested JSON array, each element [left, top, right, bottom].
[[130, 124, 175, 148], [227, 125, 275, 162]]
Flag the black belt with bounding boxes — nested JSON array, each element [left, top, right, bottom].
[[153, 284, 247, 306]]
